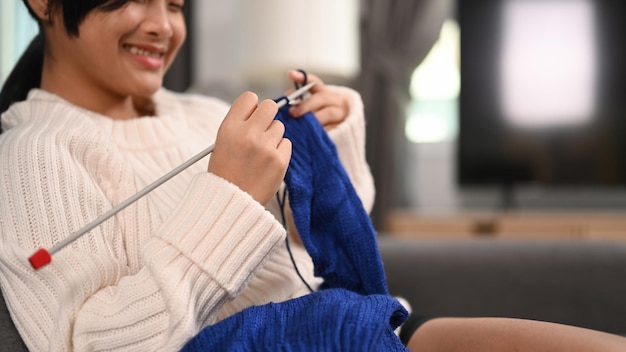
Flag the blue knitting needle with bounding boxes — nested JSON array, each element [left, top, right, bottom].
[[29, 81, 316, 270]]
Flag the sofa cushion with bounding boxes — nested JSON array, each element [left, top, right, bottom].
[[378, 237, 626, 335], [0, 287, 28, 351]]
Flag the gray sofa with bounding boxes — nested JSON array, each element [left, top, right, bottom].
[[378, 236, 626, 336], [0, 286, 27, 350], [2, 237, 626, 349]]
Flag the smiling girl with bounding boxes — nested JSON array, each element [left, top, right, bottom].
[[0, 0, 372, 350], [2, 1, 626, 351]]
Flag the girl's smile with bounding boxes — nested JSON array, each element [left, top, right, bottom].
[[40, 0, 186, 119], [123, 43, 167, 70]]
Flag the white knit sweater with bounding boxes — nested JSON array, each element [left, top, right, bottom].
[[0, 86, 374, 351]]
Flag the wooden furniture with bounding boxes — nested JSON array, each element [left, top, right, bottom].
[[383, 210, 626, 240]]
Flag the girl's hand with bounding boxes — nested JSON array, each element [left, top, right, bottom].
[[286, 70, 349, 131], [208, 92, 292, 205]]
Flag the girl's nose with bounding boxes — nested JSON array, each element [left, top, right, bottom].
[[143, 2, 173, 38]]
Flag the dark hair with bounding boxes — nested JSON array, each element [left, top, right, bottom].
[[0, 0, 130, 132]]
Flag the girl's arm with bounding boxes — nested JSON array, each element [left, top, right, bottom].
[[0, 100, 285, 351]]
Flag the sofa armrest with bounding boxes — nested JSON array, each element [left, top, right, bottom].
[[0, 287, 28, 351]]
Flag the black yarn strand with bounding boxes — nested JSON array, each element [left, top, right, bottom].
[[275, 189, 315, 293]]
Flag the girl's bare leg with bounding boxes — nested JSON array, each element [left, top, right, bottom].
[[407, 317, 626, 352]]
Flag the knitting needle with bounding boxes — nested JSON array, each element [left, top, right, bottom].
[[28, 81, 316, 270]]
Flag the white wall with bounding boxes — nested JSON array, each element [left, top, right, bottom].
[[191, 1, 298, 101], [190, 0, 360, 102], [190, 1, 249, 102], [192, 1, 240, 86]]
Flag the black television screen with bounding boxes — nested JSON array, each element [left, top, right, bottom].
[[457, 0, 626, 187]]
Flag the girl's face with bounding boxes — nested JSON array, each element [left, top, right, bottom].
[[44, 0, 186, 115]]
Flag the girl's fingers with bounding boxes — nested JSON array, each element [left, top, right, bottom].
[[276, 137, 293, 160], [287, 70, 326, 93], [289, 90, 344, 116], [289, 91, 348, 124], [225, 91, 259, 122], [285, 70, 349, 129], [209, 94, 290, 205], [265, 119, 286, 146], [312, 106, 347, 128], [248, 99, 279, 130]]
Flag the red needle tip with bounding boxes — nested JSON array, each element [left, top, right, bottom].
[[29, 249, 51, 270]]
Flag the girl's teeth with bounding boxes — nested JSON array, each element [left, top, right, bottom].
[[128, 46, 161, 58]]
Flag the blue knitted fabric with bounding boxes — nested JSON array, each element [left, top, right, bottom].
[[182, 108, 408, 351], [181, 289, 408, 352], [275, 108, 388, 295]]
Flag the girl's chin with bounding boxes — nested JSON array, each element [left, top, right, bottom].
[[132, 79, 163, 96], [129, 70, 163, 89]]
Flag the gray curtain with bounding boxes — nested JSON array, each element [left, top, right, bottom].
[[164, 0, 193, 92], [358, 0, 454, 229]]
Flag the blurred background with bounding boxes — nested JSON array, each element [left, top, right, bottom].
[[3, 0, 626, 236]]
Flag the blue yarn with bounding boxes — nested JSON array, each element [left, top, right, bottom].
[[181, 289, 407, 352], [182, 108, 408, 351], [275, 108, 388, 295]]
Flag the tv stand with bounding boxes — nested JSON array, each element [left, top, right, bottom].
[[383, 209, 626, 240], [499, 182, 516, 210]]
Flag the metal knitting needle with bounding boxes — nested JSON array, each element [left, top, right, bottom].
[[29, 81, 316, 270]]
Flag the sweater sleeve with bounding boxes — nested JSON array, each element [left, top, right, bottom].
[[0, 102, 285, 351], [325, 86, 376, 213]]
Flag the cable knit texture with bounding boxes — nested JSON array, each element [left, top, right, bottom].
[[0, 87, 374, 351], [182, 289, 408, 352], [181, 108, 407, 351], [278, 107, 387, 295]]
